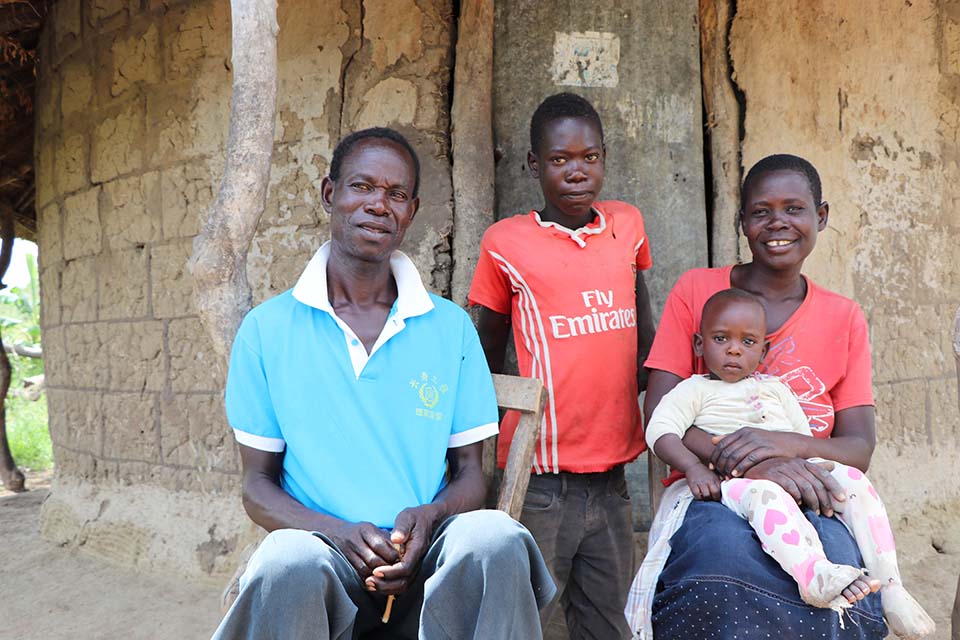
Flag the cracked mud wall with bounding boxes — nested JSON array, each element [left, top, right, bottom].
[[727, 0, 960, 514], [35, 0, 453, 577]]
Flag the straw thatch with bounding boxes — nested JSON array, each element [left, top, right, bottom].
[[0, 0, 47, 242]]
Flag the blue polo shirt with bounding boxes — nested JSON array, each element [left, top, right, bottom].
[[225, 243, 499, 528]]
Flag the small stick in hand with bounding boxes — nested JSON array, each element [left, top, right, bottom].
[[381, 595, 395, 624], [381, 542, 404, 624]]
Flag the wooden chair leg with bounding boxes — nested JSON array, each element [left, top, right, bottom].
[[648, 455, 667, 518]]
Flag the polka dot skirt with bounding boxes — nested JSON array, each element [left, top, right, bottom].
[[652, 579, 888, 639]]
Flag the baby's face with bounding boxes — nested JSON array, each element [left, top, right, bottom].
[[696, 300, 768, 383]]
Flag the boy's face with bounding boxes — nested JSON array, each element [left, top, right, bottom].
[[740, 169, 829, 273], [694, 300, 769, 383], [527, 117, 605, 222]]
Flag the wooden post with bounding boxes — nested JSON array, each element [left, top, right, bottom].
[[0, 200, 23, 492], [450, 0, 498, 493], [189, 0, 279, 368], [699, 0, 742, 267], [450, 0, 495, 307]]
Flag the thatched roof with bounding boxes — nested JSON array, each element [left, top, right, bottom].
[[0, 0, 47, 242]]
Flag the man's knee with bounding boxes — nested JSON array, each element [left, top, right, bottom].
[[242, 529, 340, 592], [442, 509, 535, 560]]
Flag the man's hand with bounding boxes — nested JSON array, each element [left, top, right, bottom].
[[742, 458, 846, 515], [365, 504, 442, 595], [685, 462, 722, 501], [710, 428, 799, 478], [328, 521, 401, 582]]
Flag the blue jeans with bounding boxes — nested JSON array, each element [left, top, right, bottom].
[[212, 510, 556, 640], [652, 499, 887, 639]]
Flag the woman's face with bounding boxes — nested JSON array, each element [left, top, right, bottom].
[[740, 169, 828, 272]]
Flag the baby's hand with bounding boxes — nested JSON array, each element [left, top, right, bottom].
[[685, 463, 722, 501]]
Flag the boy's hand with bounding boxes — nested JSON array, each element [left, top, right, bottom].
[[685, 463, 722, 501]]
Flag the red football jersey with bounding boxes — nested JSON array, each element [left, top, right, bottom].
[[469, 201, 652, 473]]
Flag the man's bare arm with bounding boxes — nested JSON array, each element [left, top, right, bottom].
[[370, 441, 487, 593], [239, 444, 400, 578]]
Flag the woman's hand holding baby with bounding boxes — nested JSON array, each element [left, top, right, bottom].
[[710, 428, 802, 477], [742, 457, 845, 515]]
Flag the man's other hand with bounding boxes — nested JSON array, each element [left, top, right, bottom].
[[365, 504, 442, 595], [330, 522, 400, 583]]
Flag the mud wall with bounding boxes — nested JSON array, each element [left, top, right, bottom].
[[34, 0, 453, 577], [727, 0, 960, 514]]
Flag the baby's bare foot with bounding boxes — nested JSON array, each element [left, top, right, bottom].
[[842, 576, 881, 603], [882, 583, 935, 639], [801, 562, 862, 609]]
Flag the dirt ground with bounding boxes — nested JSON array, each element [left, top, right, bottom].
[[1, 470, 958, 639], [0, 471, 223, 640]]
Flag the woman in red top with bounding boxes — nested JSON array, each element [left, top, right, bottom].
[[644, 154, 887, 638]]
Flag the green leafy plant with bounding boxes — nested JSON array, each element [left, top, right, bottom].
[[0, 252, 40, 347], [1, 252, 50, 471]]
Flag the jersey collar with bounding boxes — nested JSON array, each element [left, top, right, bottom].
[[292, 241, 435, 321], [531, 208, 607, 248]]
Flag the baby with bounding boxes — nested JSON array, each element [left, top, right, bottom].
[[646, 288, 934, 638]]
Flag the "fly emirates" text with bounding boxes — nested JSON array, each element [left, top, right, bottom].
[[548, 289, 636, 339]]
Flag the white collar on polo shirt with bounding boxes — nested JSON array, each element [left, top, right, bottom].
[[292, 241, 435, 378], [532, 208, 607, 248], [293, 241, 434, 318]]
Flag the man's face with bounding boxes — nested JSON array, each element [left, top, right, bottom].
[[322, 138, 420, 263]]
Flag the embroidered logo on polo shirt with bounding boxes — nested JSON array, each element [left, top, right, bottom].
[[409, 371, 448, 421]]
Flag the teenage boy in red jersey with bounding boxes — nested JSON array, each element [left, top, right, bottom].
[[469, 93, 655, 640]]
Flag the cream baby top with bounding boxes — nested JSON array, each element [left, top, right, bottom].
[[645, 374, 812, 449]]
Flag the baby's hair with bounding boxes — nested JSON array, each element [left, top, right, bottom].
[[330, 127, 421, 197], [529, 92, 604, 155], [700, 288, 767, 333], [741, 154, 822, 209]]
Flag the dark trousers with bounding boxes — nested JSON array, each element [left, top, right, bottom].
[[212, 510, 556, 640], [520, 466, 634, 640]]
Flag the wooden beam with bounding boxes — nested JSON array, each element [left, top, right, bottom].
[[188, 0, 279, 368], [449, 0, 495, 306], [699, 0, 742, 267]]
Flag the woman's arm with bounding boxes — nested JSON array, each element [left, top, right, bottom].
[[709, 405, 876, 477], [643, 369, 681, 428], [797, 405, 876, 471], [705, 407, 873, 514]]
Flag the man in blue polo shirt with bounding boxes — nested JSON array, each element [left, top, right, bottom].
[[212, 127, 555, 640]]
